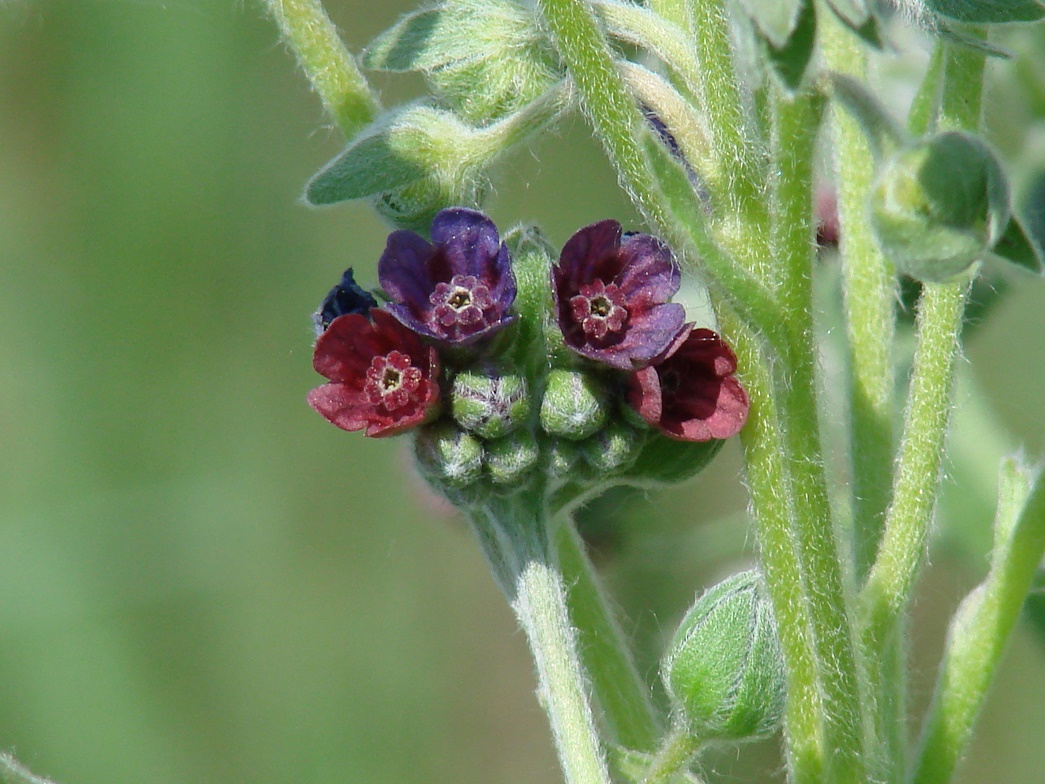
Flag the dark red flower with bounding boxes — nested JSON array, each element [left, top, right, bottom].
[[378, 208, 516, 344], [552, 220, 685, 370], [308, 309, 440, 437], [628, 326, 748, 442]]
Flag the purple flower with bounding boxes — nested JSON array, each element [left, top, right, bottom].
[[378, 208, 516, 344], [551, 220, 685, 370], [312, 267, 379, 336], [627, 326, 748, 442], [308, 309, 441, 437]]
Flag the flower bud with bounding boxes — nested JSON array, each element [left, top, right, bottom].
[[545, 437, 585, 479], [484, 430, 540, 486], [662, 570, 784, 743], [539, 369, 609, 440], [579, 420, 644, 475], [451, 369, 531, 439], [413, 421, 484, 490], [870, 131, 1011, 283]]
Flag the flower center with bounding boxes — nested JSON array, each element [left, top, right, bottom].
[[365, 350, 423, 411], [429, 274, 495, 336], [569, 280, 629, 342]]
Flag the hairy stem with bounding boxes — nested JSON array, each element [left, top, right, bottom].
[[822, 11, 897, 581], [769, 84, 868, 784], [555, 519, 662, 752], [640, 725, 702, 784], [471, 495, 612, 784], [911, 462, 1045, 784], [263, 0, 379, 137]]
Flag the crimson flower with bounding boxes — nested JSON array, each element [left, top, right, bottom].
[[308, 309, 441, 437], [628, 326, 748, 441], [378, 208, 516, 344], [551, 220, 685, 370]]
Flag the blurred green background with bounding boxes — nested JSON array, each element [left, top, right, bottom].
[[1, 2, 1044, 783]]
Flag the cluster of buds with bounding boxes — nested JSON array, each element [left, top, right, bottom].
[[308, 208, 749, 500]]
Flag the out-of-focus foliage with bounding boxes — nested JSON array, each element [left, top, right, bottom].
[[0, 3, 1043, 784]]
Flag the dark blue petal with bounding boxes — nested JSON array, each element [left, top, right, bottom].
[[313, 268, 379, 336]]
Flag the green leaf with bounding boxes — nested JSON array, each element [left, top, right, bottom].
[[762, 0, 817, 91], [362, 8, 454, 72], [624, 434, 725, 486], [305, 131, 427, 205], [924, 0, 1045, 24], [736, 0, 806, 48], [990, 215, 1045, 275]]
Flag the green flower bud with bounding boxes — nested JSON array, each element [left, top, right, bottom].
[[545, 437, 585, 479], [451, 370, 531, 439], [413, 421, 484, 490], [662, 570, 784, 743], [484, 430, 540, 486], [539, 369, 609, 440], [580, 420, 644, 475], [870, 131, 1011, 283]]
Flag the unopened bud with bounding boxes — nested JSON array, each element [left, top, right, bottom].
[[546, 437, 584, 479], [484, 430, 540, 486], [451, 370, 531, 439], [539, 369, 609, 440], [414, 421, 484, 490], [662, 570, 784, 743], [580, 420, 644, 475], [870, 131, 1010, 283]]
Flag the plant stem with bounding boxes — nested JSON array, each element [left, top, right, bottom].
[[263, 0, 379, 137], [822, 11, 898, 581], [555, 518, 663, 752], [681, 0, 762, 208], [640, 725, 702, 784], [470, 494, 612, 784], [724, 311, 827, 784], [768, 84, 868, 784], [911, 462, 1045, 784]]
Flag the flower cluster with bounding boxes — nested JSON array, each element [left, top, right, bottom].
[[308, 208, 748, 488]]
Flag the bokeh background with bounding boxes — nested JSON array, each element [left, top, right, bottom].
[[1, 2, 1044, 783]]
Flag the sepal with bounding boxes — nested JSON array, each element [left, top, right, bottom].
[[485, 430, 540, 486]]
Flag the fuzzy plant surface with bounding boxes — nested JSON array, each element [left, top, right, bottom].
[[258, 1, 1045, 784]]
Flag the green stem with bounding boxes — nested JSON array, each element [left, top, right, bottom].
[[640, 725, 702, 784], [768, 84, 868, 784], [555, 519, 663, 752], [724, 312, 827, 784], [263, 0, 379, 137], [859, 281, 968, 698], [682, 0, 762, 208], [822, 11, 898, 582], [471, 494, 612, 784], [859, 23, 986, 713], [911, 462, 1045, 784]]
